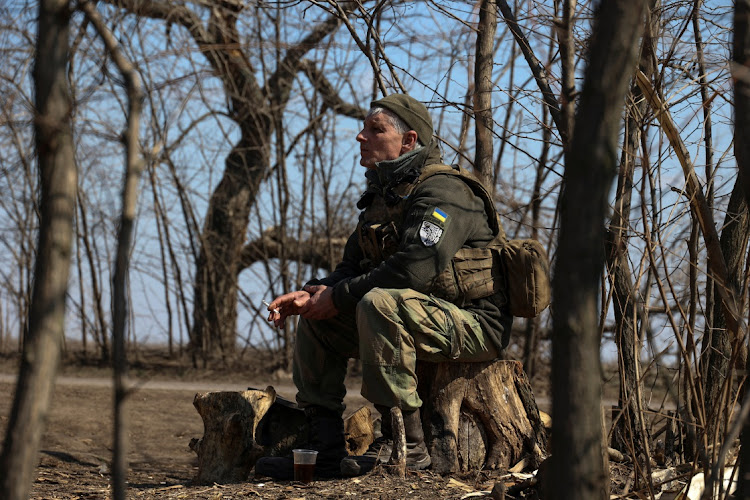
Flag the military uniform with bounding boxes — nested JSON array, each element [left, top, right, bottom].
[[256, 93, 513, 480], [294, 140, 513, 414]]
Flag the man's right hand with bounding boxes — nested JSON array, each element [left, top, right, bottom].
[[266, 290, 311, 328]]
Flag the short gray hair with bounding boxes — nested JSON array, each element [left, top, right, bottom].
[[367, 107, 410, 135]]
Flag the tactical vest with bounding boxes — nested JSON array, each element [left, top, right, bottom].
[[356, 163, 508, 306]]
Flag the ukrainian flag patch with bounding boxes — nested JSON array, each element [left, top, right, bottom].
[[431, 207, 447, 223]]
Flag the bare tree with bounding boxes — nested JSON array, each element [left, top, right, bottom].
[[92, 0, 366, 364], [0, 1, 76, 498], [605, 0, 659, 468], [550, 2, 647, 500], [77, 2, 145, 497]]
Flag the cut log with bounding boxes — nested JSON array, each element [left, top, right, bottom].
[[189, 386, 277, 484], [416, 359, 547, 474], [344, 405, 374, 455], [190, 387, 375, 484]]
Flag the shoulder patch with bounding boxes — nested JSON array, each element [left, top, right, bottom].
[[419, 220, 443, 247]]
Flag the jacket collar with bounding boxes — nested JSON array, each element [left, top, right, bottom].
[[368, 139, 442, 187]]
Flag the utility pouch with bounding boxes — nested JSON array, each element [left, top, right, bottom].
[[358, 221, 400, 268], [500, 239, 551, 318], [452, 246, 503, 302]]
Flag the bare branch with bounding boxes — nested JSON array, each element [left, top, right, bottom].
[[496, 0, 565, 144]]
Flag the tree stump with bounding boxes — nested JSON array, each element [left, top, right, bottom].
[[416, 359, 547, 474], [189, 386, 277, 484]]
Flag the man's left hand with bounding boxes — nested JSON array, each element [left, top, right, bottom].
[[298, 284, 338, 320]]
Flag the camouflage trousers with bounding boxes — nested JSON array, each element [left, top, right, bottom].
[[292, 288, 499, 414]]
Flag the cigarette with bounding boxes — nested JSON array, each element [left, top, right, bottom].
[[262, 300, 280, 315]]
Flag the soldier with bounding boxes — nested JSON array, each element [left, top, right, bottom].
[[255, 94, 513, 479]]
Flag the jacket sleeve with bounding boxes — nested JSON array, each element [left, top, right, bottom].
[[331, 174, 489, 313]]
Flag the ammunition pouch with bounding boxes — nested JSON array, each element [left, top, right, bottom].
[[431, 237, 551, 318], [358, 221, 400, 270]]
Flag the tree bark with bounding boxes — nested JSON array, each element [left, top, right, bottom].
[[704, 180, 748, 443], [555, 0, 576, 149], [387, 408, 407, 478], [550, 2, 646, 500], [417, 360, 547, 474], [190, 388, 278, 484], [734, 0, 750, 497], [0, 1, 76, 498]]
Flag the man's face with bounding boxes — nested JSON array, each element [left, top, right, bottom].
[[356, 112, 409, 169]]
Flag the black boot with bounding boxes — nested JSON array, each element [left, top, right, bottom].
[[254, 406, 347, 480], [340, 407, 431, 476]]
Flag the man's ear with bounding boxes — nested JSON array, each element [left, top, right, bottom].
[[401, 130, 419, 152]]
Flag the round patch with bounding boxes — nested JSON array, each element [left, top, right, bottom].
[[419, 220, 443, 247]]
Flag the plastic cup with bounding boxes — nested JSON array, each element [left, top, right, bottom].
[[292, 449, 318, 483]]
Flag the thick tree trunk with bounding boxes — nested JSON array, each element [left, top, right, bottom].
[[0, 2, 76, 498], [189, 144, 268, 363], [101, 0, 357, 364], [551, 1, 646, 499]]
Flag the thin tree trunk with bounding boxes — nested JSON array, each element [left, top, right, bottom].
[[474, 0, 497, 189], [550, 1, 646, 499], [556, 0, 576, 149], [694, 1, 717, 377], [606, 0, 658, 462], [77, 195, 109, 361], [78, 2, 144, 498], [0, 1, 76, 498], [523, 104, 551, 377], [704, 180, 748, 447]]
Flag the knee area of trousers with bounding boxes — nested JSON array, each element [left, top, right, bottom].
[[357, 288, 397, 319]]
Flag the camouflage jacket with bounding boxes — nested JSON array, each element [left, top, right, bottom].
[[313, 141, 512, 351]]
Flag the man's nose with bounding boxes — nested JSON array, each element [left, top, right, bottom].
[[356, 130, 365, 142]]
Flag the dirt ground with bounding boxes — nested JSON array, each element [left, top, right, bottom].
[[0, 348, 666, 499], [0, 350, 555, 499]]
